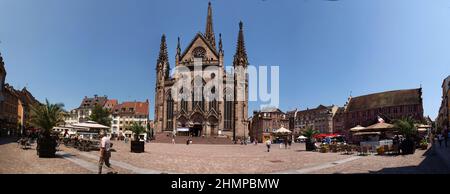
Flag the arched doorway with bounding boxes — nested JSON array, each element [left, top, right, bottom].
[[207, 116, 219, 136], [190, 113, 204, 137]]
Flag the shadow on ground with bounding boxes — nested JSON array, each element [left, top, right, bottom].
[[368, 148, 450, 174]]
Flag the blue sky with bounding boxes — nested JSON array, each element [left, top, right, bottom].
[[1, 0, 449, 119]]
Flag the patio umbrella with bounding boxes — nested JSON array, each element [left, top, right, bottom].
[[350, 125, 366, 132], [273, 127, 292, 134], [362, 122, 395, 132]]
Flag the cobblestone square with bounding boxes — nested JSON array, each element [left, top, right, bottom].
[[1, 138, 449, 174]]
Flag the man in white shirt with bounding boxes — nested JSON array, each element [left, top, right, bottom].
[[98, 132, 115, 174]]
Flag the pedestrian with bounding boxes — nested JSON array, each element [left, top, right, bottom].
[[266, 139, 271, 152], [443, 128, 448, 148], [98, 132, 116, 174], [284, 139, 288, 149], [438, 133, 443, 148]]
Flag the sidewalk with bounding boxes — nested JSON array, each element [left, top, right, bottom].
[[432, 142, 450, 170]]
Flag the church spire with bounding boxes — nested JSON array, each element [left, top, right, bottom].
[[176, 36, 181, 56], [233, 21, 248, 67], [205, 2, 216, 49], [0, 52, 5, 73], [219, 33, 223, 53], [157, 34, 170, 79]]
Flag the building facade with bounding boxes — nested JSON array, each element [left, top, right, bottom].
[[332, 107, 346, 133], [154, 3, 249, 139], [343, 88, 424, 130], [71, 95, 109, 123], [289, 105, 339, 134], [249, 107, 289, 143], [0, 53, 5, 104], [437, 76, 450, 131], [0, 84, 20, 132], [111, 100, 149, 136]]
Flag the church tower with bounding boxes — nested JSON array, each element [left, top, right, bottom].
[[233, 21, 249, 139], [154, 34, 170, 132]]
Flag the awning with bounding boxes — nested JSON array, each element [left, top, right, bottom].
[[273, 127, 292, 134], [350, 125, 366, 132], [124, 130, 132, 135], [353, 132, 381, 136], [72, 121, 109, 129], [177, 128, 189, 132]]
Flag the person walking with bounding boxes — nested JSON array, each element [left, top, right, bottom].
[[443, 128, 448, 148], [266, 139, 272, 152], [438, 133, 444, 148], [172, 133, 176, 144], [98, 132, 116, 174]]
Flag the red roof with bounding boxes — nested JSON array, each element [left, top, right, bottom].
[[104, 99, 118, 108], [113, 100, 149, 116]]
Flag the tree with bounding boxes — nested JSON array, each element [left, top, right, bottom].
[[302, 126, 319, 151], [130, 122, 146, 153], [88, 105, 112, 128], [302, 126, 319, 139], [29, 99, 65, 134], [130, 122, 146, 140], [394, 117, 417, 138], [394, 117, 418, 155], [29, 99, 65, 157]]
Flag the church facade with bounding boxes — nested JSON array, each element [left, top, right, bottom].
[[153, 3, 249, 140]]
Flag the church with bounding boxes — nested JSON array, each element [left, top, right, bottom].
[[153, 2, 249, 140]]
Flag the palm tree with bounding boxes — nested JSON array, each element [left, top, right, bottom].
[[302, 126, 319, 139], [29, 99, 65, 157], [30, 99, 65, 134], [129, 122, 146, 153], [394, 117, 417, 138], [394, 117, 418, 155], [130, 122, 146, 140], [302, 126, 319, 151]]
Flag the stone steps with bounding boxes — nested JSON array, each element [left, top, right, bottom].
[[152, 132, 233, 145]]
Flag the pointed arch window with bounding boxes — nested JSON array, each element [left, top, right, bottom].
[[209, 86, 217, 111], [224, 88, 234, 130], [192, 76, 205, 111], [180, 88, 188, 112], [166, 92, 174, 130]]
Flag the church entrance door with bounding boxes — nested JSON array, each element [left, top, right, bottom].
[[191, 125, 202, 137]]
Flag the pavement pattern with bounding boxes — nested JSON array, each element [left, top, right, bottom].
[[1, 137, 449, 174]]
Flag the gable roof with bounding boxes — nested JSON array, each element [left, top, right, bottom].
[[260, 107, 283, 113], [180, 32, 219, 61], [113, 101, 149, 116], [78, 95, 108, 109], [347, 88, 422, 112]]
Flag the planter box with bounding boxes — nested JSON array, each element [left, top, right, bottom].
[[131, 141, 145, 153], [37, 139, 57, 158]]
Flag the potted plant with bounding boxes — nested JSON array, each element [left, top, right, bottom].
[[419, 139, 428, 150], [320, 144, 329, 153], [302, 127, 319, 151], [30, 99, 65, 158], [130, 122, 146, 153], [394, 117, 418, 155], [376, 146, 384, 155]]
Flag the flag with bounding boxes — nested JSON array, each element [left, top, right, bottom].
[[378, 116, 385, 123]]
